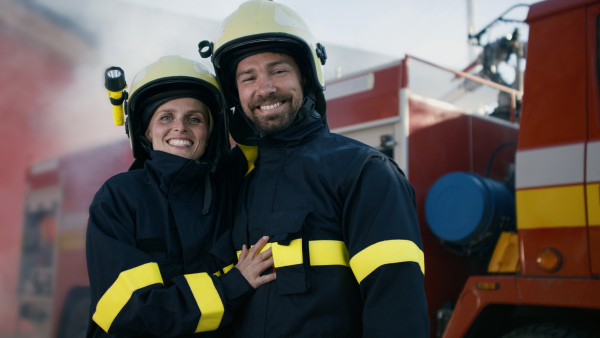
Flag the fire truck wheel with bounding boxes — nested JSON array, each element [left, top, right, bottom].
[[501, 323, 590, 338], [57, 287, 91, 338]]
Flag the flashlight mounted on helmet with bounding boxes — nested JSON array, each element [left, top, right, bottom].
[[105, 66, 128, 126]]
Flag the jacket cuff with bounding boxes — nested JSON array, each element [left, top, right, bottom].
[[219, 267, 255, 303]]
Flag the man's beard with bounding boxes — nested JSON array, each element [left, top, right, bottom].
[[244, 93, 302, 135]]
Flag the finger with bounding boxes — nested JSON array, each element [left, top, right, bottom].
[[255, 272, 277, 287], [254, 247, 272, 260], [249, 236, 269, 255], [238, 244, 248, 262], [257, 257, 275, 273]]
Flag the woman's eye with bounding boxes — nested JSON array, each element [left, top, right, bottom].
[[160, 115, 172, 121]]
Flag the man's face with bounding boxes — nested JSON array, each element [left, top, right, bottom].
[[235, 52, 305, 134]]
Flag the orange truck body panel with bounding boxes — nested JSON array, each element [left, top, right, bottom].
[[442, 0, 600, 336]]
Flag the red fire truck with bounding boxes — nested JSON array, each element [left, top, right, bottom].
[[14, 0, 600, 337], [18, 140, 133, 337], [436, 0, 600, 336]]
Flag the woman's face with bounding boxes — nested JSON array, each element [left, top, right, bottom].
[[145, 97, 210, 161]]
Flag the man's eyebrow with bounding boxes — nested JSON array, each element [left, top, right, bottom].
[[267, 59, 293, 68], [236, 58, 294, 79], [236, 68, 254, 80]]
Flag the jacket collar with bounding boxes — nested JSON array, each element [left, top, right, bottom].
[[252, 111, 325, 147], [145, 151, 210, 196]]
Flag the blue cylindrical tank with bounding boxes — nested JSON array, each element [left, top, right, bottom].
[[424, 172, 515, 255]]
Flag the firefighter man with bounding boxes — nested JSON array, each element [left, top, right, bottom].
[[199, 0, 429, 336], [86, 55, 275, 337]]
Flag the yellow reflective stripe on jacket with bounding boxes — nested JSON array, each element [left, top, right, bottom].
[[184, 273, 224, 333], [309, 240, 349, 266], [350, 240, 425, 284], [213, 264, 235, 277], [93, 262, 163, 332], [222, 263, 234, 274], [237, 239, 422, 282], [237, 144, 258, 177], [272, 239, 303, 267], [236, 240, 350, 268]]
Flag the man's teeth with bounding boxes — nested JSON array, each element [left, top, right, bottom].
[[168, 139, 192, 146], [260, 102, 282, 111]]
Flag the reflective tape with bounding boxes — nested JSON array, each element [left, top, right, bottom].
[[237, 143, 258, 177], [309, 240, 349, 266], [93, 262, 163, 332], [516, 185, 587, 229], [587, 183, 600, 225], [587, 141, 600, 182], [515, 143, 584, 189], [514, 141, 600, 230], [238, 240, 349, 267], [212, 264, 235, 277], [223, 263, 234, 274], [350, 240, 425, 284], [239, 239, 423, 284], [272, 239, 303, 267], [185, 273, 224, 333]]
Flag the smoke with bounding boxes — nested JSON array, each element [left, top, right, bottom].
[[28, 0, 221, 159], [0, 3, 222, 333]]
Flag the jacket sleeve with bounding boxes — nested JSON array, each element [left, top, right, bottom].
[[86, 182, 253, 337], [342, 154, 430, 337]]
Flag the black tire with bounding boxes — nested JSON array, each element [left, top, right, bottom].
[[57, 287, 91, 338], [502, 323, 591, 338]]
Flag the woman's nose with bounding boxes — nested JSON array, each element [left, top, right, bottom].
[[173, 118, 186, 132]]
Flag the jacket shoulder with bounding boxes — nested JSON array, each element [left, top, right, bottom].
[[103, 169, 145, 188], [318, 132, 383, 157], [92, 170, 146, 202]]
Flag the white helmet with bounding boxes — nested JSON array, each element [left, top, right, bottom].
[[198, 0, 328, 144], [108, 55, 229, 168]]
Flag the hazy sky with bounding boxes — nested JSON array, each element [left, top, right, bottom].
[[13, 0, 539, 155], [118, 0, 538, 69]]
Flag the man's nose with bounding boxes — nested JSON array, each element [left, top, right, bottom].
[[257, 76, 275, 96]]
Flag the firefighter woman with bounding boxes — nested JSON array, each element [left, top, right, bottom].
[[86, 55, 275, 337], [199, 0, 429, 336]]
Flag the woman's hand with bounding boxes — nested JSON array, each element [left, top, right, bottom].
[[236, 236, 276, 288]]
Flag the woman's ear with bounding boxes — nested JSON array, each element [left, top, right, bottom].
[[145, 129, 152, 143]]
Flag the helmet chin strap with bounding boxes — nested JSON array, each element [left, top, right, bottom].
[[296, 90, 320, 124], [301, 90, 317, 116]]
